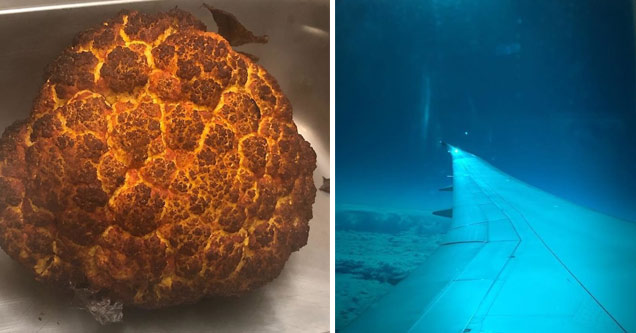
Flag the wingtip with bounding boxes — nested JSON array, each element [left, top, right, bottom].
[[440, 140, 458, 155]]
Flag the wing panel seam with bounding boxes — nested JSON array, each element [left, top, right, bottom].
[[459, 165, 522, 331], [463, 157, 627, 333]]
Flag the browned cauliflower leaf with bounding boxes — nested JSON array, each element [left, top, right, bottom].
[[0, 9, 316, 309]]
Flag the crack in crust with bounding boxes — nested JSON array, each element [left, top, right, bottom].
[[0, 9, 316, 308]]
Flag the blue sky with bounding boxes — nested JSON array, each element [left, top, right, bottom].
[[336, 0, 636, 220]]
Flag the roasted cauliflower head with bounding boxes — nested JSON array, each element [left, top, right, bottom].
[[0, 9, 316, 308]]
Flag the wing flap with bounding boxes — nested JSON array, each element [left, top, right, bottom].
[[409, 279, 493, 333], [442, 222, 487, 244], [343, 242, 483, 332]]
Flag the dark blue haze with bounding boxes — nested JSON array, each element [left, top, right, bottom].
[[336, 0, 636, 221]]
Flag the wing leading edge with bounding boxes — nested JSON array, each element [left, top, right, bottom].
[[343, 146, 636, 332]]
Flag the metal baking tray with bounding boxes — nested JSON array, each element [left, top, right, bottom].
[[0, 1, 330, 332]]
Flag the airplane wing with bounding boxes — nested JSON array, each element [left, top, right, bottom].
[[343, 145, 636, 332]]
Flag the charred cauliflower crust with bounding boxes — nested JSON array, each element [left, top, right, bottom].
[[0, 10, 316, 308]]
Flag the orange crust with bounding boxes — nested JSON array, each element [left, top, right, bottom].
[[0, 9, 316, 308]]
